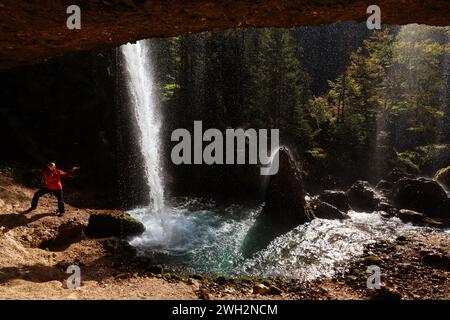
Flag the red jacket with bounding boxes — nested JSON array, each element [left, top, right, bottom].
[[43, 168, 74, 190]]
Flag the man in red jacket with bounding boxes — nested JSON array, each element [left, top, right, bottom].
[[24, 162, 79, 217]]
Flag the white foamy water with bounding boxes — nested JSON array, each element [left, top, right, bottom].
[[129, 204, 428, 278], [239, 211, 422, 280], [121, 40, 165, 214]]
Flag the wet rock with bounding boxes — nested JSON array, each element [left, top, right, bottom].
[[397, 209, 445, 228], [85, 210, 145, 238], [261, 147, 307, 220], [147, 264, 164, 274], [319, 190, 350, 212], [242, 147, 311, 256], [101, 237, 137, 258], [215, 276, 229, 286], [191, 274, 204, 281], [309, 199, 349, 220], [398, 209, 426, 224], [346, 181, 380, 212], [169, 274, 182, 282], [253, 283, 270, 295], [376, 201, 397, 216], [393, 177, 449, 218], [376, 179, 394, 196]]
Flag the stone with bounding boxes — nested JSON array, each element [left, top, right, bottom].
[[398, 209, 426, 224], [242, 147, 312, 256], [421, 252, 450, 269], [376, 201, 397, 216], [397, 209, 445, 228], [253, 283, 270, 295], [346, 180, 380, 212], [188, 278, 200, 287], [215, 276, 228, 286], [268, 285, 283, 295], [191, 274, 204, 281], [309, 199, 349, 220], [375, 179, 394, 196], [319, 190, 350, 212], [222, 287, 235, 294], [147, 265, 164, 274], [85, 211, 145, 238], [261, 147, 307, 220], [393, 177, 449, 218], [198, 288, 210, 300]]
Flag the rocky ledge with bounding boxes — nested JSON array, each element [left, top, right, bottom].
[[1, 0, 449, 69]]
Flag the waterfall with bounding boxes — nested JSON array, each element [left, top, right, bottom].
[[121, 40, 165, 214]]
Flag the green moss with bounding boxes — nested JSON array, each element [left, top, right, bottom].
[[395, 145, 449, 176], [307, 147, 327, 159], [434, 166, 450, 189], [396, 150, 420, 174]]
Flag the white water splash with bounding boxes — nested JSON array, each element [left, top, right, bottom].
[[121, 40, 165, 214], [129, 203, 430, 278]]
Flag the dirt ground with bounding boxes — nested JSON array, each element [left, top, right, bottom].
[[0, 170, 448, 300]]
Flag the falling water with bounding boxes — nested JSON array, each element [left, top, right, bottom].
[[118, 36, 445, 280], [121, 40, 165, 214]]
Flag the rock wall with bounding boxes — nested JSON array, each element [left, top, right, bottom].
[[1, 0, 449, 69]]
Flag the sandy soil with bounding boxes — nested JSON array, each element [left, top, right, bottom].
[[0, 171, 198, 300]]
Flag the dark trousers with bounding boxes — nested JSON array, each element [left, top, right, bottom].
[[31, 188, 65, 213]]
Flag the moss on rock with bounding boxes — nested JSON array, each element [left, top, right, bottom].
[[434, 166, 450, 190]]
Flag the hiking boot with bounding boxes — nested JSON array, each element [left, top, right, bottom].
[[56, 211, 64, 217]]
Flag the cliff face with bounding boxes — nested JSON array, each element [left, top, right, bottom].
[[1, 0, 449, 69]]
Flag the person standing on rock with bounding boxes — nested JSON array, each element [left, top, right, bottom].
[[23, 162, 79, 217]]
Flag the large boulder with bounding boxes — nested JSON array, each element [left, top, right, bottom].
[[85, 210, 145, 239], [393, 178, 449, 218], [309, 199, 349, 220], [242, 147, 312, 256], [261, 147, 306, 218], [319, 190, 350, 212], [375, 179, 395, 197], [346, 181, 380, 212]]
